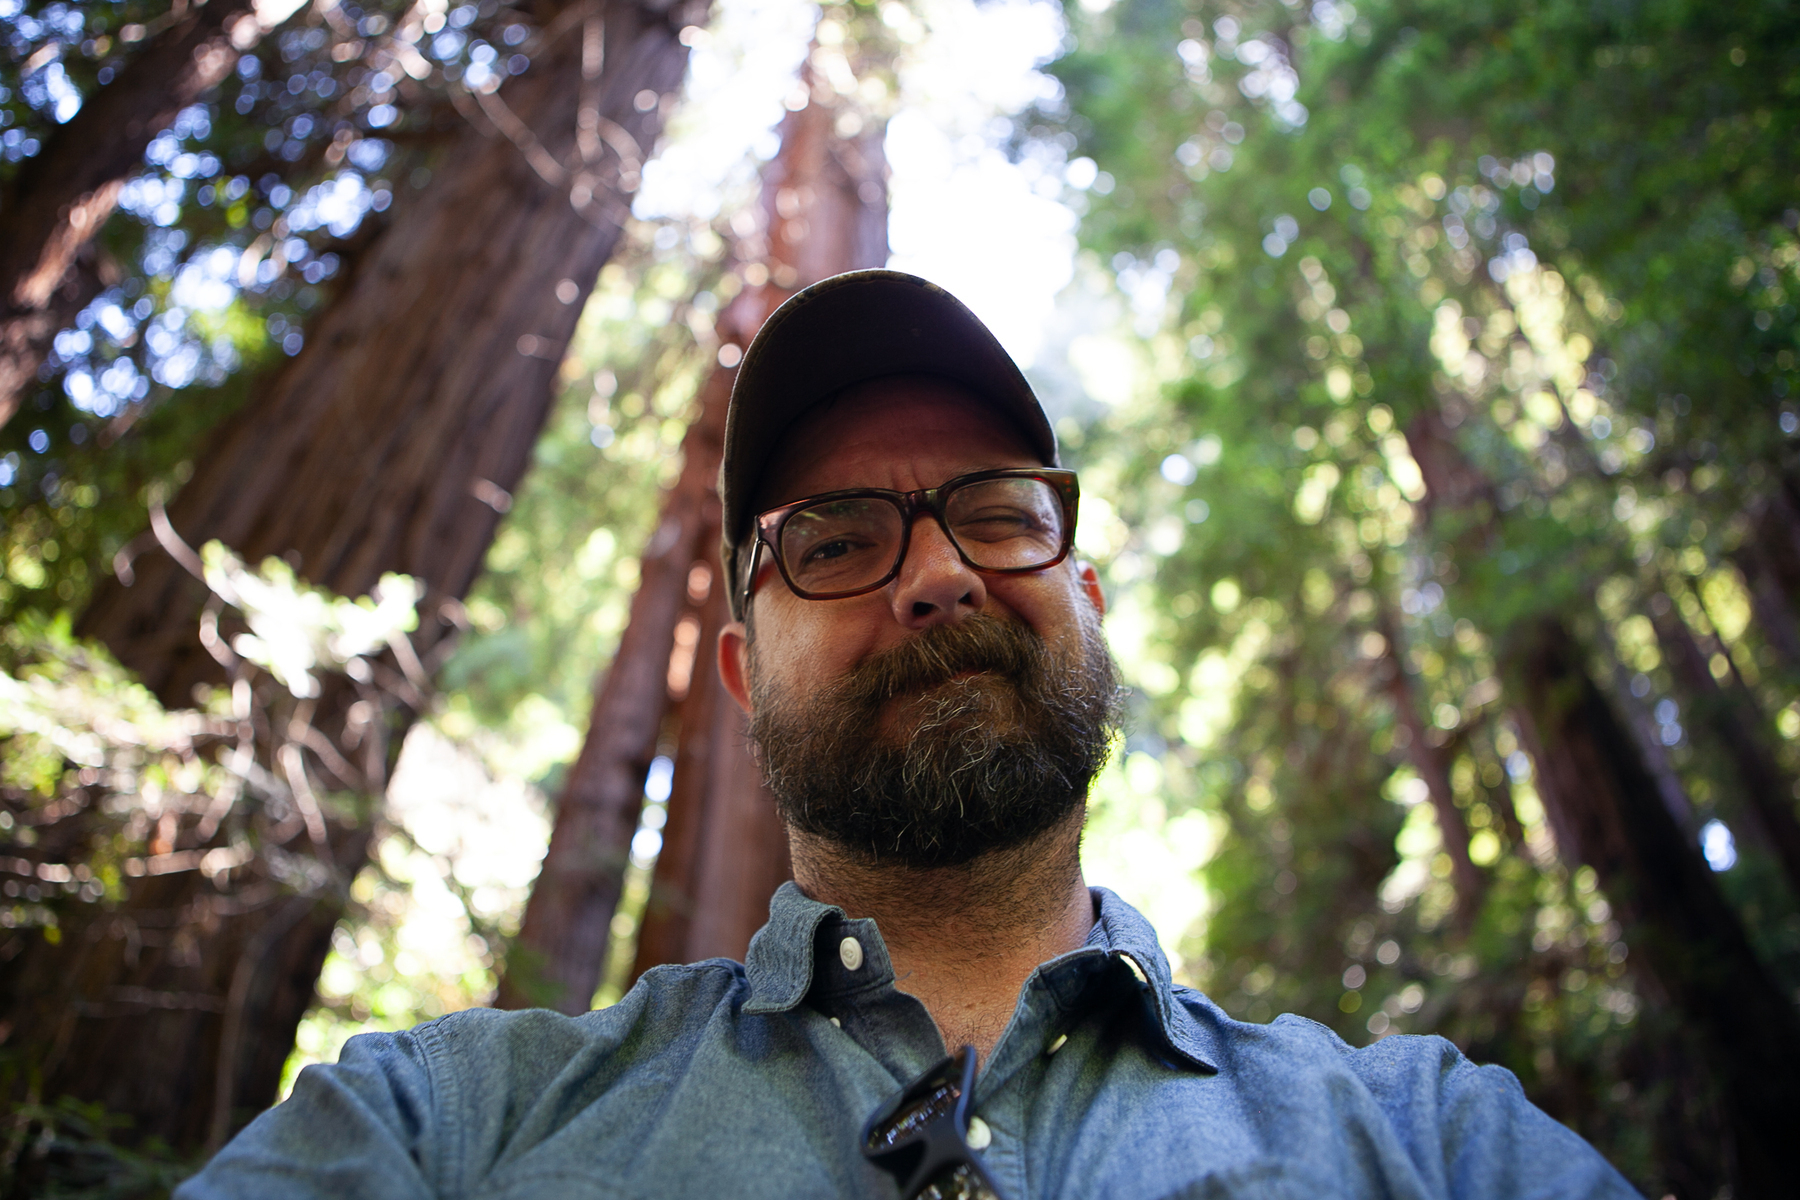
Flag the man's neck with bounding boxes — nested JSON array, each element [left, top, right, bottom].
[[788, 807, 1095, 1067]]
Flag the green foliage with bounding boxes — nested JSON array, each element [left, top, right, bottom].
[[1, 549, 429, 1185], [0, 611, 213, 933], [0, 547, 420, 928], [1038, 0, 1800, 1191], [195, 541, 421, 700]]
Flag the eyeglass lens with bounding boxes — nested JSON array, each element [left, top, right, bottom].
[[778, 477, 1066, 597]]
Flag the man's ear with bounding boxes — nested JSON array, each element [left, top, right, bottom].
[[718, 620, 752, 714], [1076, 560, 1106, 617]]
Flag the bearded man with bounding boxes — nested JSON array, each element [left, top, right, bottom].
[[181, 271, 1635, 1200]]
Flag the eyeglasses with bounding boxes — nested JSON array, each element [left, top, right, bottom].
[[741, 468, 1079, 612], [862, 1045, 1006, 1200]]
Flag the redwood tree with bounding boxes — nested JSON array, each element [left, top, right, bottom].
[[2, 0, 703, 1156], [498, 29, 891, 1014], [1403, 410, 1800, 1195]]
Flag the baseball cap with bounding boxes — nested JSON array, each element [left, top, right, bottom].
[[720, 269, 1059, 618]]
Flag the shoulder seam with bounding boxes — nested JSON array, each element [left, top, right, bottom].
[[410, 1019, 457, 1194]]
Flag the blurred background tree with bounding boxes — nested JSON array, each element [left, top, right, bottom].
[[496, 0, 896, 1015], [2, 0, 703, 1183], [3, 0, 1797, 1195], [1032, 0, 1800, 1193]]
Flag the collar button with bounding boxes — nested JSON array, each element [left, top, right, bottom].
[[839, 936, 865, 971]]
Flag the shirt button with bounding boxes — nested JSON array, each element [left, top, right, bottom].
[[1046, 1033, 1068, 1055], [965, 1116, 992, 1151], [839, 936, 864, 971]]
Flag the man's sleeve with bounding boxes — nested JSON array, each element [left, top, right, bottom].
[[1362, 1032, 1644, 1199], [175, 1027, 444, 1200]]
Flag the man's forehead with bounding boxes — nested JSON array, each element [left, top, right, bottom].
[[756, 375, 1042, 507]]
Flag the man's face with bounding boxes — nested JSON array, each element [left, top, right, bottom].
[[718, 376, 1120, 868]]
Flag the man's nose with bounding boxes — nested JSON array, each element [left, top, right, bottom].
[[888, 515, 987, 629]]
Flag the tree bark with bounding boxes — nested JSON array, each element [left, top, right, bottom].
[[1732, 473, 1800, 671], [625, 378, 789, 977], [499, 54, 889, 1008], [3, 0, 700, 1153], [494, 369, 728, 1013], [0, 0, 263, 428], [1507, 617, 1800, 1197], [80, 0, 698, 702], [1592, 622, 1697, 832], [632, 62, 887, 977], [1404, 405, 1800, 1196]]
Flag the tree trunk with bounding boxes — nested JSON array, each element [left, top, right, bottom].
[[1507, 617, 1800, 1198], [3, 0, 700, 1153], [80, 0, 698, 702], [1592, 622, 1697, 832], [623, 374, 791, 977], [493, 368, 729, 1013], [499, 51, 890, 1009], [1403, 405, 1800, 1197], [633, 61, 887, 977], [0, 0, 264, 428]]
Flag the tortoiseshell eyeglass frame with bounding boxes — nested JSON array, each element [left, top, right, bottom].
[[736, 467, 1081, 615]]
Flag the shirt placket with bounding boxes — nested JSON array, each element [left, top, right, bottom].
[[808, 915, 952, 1091], [958, 952, 1120, 1200]]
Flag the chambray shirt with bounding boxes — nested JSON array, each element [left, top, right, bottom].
[[181, 884, 1638, 1199]]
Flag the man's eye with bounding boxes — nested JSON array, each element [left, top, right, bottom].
[[955, 510, 1041, 540], [794, 530, 881, 565]]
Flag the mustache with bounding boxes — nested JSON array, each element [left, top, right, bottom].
[[747, 606, 1121, 868], [825, 615, 1049, 710]]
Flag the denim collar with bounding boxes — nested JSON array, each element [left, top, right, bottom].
[[741, 880, 1217, 1074]]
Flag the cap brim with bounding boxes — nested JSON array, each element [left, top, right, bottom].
[[721, 270, 1057, 614]]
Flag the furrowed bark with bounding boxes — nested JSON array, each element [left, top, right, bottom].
[[494, 381, 723, 1013], [81, 0, 700, 699], [4, 0, 701, 1152], [500, 51, 890, 1006], [632, 61, 886, 976], [0, 0, 262, 428]]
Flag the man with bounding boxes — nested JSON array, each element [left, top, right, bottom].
[[180, 271, 1637, 1199]]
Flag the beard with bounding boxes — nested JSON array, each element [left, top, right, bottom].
[[747, 609, 1122, 869]]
